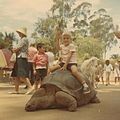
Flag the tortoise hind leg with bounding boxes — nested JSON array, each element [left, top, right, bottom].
[[55, 91, 77, 112]]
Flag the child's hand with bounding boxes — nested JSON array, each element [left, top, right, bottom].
[[60, 64, 67, 71], [55, 26, 62, 39]]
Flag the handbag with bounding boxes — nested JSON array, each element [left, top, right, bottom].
[[10, 53, 16, 62]]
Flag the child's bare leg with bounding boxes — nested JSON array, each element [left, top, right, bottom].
[[101, 76, 104, 84], [20, 77, 32, 89], [19, 77, 33, 95], [115, 77, 117, 84], [38, 79, 42, 88], [48, 64, 61, 73], [32, 80, 40, 91], [71, 65, 90, 94]]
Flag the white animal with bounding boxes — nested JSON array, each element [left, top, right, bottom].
[[80, 57, 99, 88]]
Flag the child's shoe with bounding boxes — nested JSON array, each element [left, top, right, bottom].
[[83, 86, 90, 94]]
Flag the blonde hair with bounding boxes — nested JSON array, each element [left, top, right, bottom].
[[62, 31, 72, 39]]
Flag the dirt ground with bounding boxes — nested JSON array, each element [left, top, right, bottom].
[[0, 82, 120, 120]]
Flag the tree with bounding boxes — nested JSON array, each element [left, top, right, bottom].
[[88, 9, 116, 58], [73, 34, 103, 61], [51, 0, 76, 29], [0, 32, 16, 49], [32, 1, 117, 60], [71, 2, 92, 37], [110, 54, 120, 60]]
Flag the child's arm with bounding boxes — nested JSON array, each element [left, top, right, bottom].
[[55, 26, 62, 51], [55, 37, 61, 50]]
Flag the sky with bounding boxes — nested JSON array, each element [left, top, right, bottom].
[[0, 0, 120, 58]]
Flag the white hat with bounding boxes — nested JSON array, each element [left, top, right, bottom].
[[16, 27, 27, 36]]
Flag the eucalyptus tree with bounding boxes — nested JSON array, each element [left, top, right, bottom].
[[0, 32, 4, 40], [71, 2, 92, 37], [50, 0, 76, 29], [88, 8, 116, 58], [33, 16, 57, 52], [32, 0, 76, 54], [73, 34, 103, 61], [32, 0, 116, 59]]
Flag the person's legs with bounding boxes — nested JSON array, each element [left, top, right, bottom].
[[70, 65, 90, 94], [28, 62, 34, 85], [19, 77, 33, 94], [70, 65, 84, 84], [108, 72, 111, 85], [9, 77, 20, 94], [33, 80, 41, 91], [101, 76, 104, 84], [118, 77, 120, 84], [105, 72, 110, 86], [13, 77, 20, 93], [115, 77, 117, 84], [20, 77, 32, 89]]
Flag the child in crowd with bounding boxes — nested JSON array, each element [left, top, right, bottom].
[[104, 60, 113, 86], [31, 43, 48, 91], [48, 28, 90, 94]]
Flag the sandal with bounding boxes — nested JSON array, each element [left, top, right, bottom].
[[8, 91, 20, 94], [25, 88, 34, 95]]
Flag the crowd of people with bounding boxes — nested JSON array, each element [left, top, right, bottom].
[[9, 26, 91, 95], [8, 27, 120, 95], [95, 59, 120, 87]]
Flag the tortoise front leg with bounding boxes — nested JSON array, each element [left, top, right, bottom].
[[55, 91, 77, 112]]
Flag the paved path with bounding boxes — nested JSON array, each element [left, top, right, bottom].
[[0, 82, 120, 120]]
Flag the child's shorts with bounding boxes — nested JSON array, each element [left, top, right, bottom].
[[59, 62, 77, 71], [35, 68, 47, 81]]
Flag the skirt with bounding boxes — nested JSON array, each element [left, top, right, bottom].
[[11, 58, 29, 78]]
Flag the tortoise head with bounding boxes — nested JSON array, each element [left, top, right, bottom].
[[25, 88, 55, 111]]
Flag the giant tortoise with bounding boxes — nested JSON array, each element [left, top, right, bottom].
[[25, 70, 100, 112]]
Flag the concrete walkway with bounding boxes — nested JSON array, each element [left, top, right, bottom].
[[0, 82, 120, 120]]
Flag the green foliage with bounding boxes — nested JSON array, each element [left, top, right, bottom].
[[32, 0, 117, 60], [0, 32, 16, 49], [110, 54, 120, 60], [35, 36, 57, 53], [74, 34, 104, 60]]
